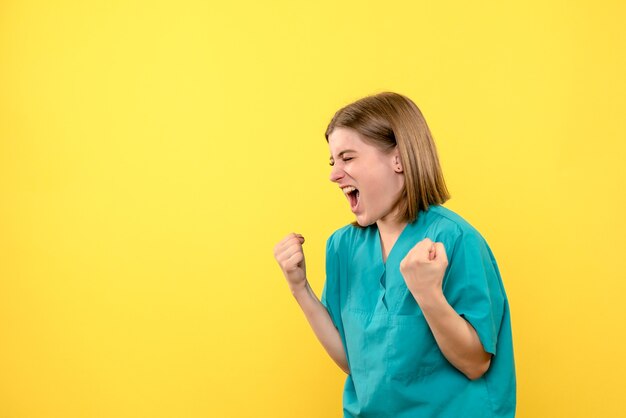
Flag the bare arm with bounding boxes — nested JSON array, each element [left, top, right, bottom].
[[401, 239, 491, 380], [412, 288, 491, 380], [274, 233, 349, 374], [290, 281, 349, 374]]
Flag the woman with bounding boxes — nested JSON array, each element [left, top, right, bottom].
[[273, 92, 516, 417]]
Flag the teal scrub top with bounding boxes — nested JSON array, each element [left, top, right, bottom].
[[321, 205, 516, 418]]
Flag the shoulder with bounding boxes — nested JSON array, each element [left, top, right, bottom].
[[424, 205, 488, 251], [326, 223, 360, 253], [426, 205, 479, 235]]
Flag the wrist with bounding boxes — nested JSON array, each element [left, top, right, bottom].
[[290, 280, 309, 299], [411, 287, 446, 309]]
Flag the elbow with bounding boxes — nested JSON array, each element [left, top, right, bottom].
[[340, 362, 351, 375], [334, 357, 350, 375], [463, 356, 492, 381]]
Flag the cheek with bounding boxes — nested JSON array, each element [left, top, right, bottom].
[[364, 171, 400, 203], [343, 167, 362, 184], [361, 175, 387, 201]]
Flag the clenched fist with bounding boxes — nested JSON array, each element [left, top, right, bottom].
[[399, 238, 449, 299], [274, 233, 307, 292]]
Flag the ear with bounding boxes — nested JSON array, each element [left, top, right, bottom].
[[392, 151, 403, 173]]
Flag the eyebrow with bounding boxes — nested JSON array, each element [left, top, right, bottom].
[[329, 149, 357, 161]]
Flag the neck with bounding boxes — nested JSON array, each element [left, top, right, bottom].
[[376, 215, 407, 238]]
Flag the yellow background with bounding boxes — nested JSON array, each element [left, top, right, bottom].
[[1, 1, 625, 417]]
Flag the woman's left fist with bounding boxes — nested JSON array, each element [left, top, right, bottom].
[[399, 238, 449, 297]]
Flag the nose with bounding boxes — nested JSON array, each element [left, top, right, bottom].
[[329, 163, 344, 183]]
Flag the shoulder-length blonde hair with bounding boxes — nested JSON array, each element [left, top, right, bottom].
[[325, 92, 450, 224]]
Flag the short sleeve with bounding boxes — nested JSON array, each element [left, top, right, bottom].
[[442, 230, 505, 355], [321, 232, 342, 333]]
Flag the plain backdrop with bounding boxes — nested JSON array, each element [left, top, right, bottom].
[[1, 1, 625, 417]]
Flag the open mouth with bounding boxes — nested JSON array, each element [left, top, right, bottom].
[[342, 186, 360, 212]]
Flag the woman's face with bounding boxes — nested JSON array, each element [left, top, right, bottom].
[[328, 127, 405, 227]]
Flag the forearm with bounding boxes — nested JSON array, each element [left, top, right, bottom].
[[412, 289, 491, 380], [291, 281, 350, 374]]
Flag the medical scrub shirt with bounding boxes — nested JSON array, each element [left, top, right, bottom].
[[321, 205, 516, 418]]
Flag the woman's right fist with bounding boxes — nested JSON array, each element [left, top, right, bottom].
[[274, 233, 307, 291]]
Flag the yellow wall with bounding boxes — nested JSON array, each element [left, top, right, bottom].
[[1, 1, 625, 417]]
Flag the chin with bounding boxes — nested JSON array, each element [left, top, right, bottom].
[[355, 214, 375, 227]]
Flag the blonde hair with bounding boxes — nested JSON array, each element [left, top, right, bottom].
[[325, 92, 450, 224]]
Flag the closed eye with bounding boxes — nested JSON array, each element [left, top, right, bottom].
[[329, 156, 355, 166]]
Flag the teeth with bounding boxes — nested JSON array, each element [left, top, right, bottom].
[[342, 186, 357, 194]]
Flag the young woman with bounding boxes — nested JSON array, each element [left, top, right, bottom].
[[273, 92, 516, 417]]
